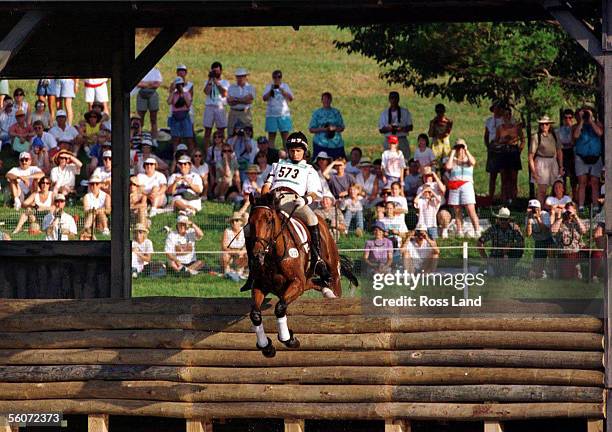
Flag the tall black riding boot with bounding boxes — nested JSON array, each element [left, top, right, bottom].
[[308, 225, 330, 283]]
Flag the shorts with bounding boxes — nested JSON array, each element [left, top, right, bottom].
[[85, 84, 109, 103], [227, 109, 253, 136], [448, 182, 476, 206], [0, 79, 8, 96], [534, 157, 559, 186], [171, 195, 202, 211], [36, 80, 54, 97], [203, 105, 228, 129], [313, 143, 346, 160], [57, 79, 75, 98], [427, 227, 438, 239], [169, 114, 194, 138], [265, 115, 293, 133], [575, 154, 603, 178], [136, 91, 159, 112]]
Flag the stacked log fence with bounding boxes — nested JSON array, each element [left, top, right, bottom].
[[0, 297, 605, 432]]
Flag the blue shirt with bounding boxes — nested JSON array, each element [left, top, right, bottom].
[[309, 107, 345, 149]]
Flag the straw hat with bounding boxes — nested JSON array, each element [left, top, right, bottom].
[[245, 164, 261, 174], [134, 223, 149, 234], [358, 157, 372, 167], [52, 149, 73, 165], [537, 115, 555, 124], [229, 212, 244, 224], [494, 207, 512, 219]]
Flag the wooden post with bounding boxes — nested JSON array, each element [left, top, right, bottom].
[[88, 414, 109, 432], [186, 418, 212, 432], [284, 419, 305, 432], [484, 421, 503, 432], [385, 419, 411, 432], [110, 23, 135, 298], [0, 416, 18, 432], [587, 419, 604, 432]]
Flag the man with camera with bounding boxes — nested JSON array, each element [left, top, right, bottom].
[[378, 91, 413, 157], [525, 199, 552, 279], [227, 68, 256, 137], [477, 207, 524, 276], [572, 106, 603, 212], [262, 70, 294, 148], [551, 201, 587, 279], [203, 61, 229, 153], [42, 194, 77, 241]]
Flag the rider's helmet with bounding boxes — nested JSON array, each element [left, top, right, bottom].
[[285, 131, 309, 151]]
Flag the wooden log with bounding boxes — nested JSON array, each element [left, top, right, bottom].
[[385, 419, 411, 432], [0, 416, 18, 432], [0, 313, 603, 334], [0, 365, 602, 386], [588, 419, 604, 432], [88, 414, 108, 432], [0, 298, 603, 329], [0, 382, 602, 403], [0, 400, 603, 420], [0, 348, 602, 369], [284, 419, 304, 432], [186, 418, 212, 432]]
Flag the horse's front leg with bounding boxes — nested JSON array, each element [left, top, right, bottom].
[[251, 287, 276, 358], [275, 277, 304, 349]]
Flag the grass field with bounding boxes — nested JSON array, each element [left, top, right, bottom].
[[1, 26, 598, 299]]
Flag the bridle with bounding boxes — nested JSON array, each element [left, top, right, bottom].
[[250, 203, 299, 266]]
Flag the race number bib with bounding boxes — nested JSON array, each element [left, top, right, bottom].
[[276, 165, 300, 180]]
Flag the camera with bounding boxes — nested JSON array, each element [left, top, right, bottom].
[[236, 128, 245, 137], [273, 84, 280, 90], [208, 70, 220, 80], [562, 210, 572, 220], [390, 123, 399, 134], [454, 144, 465, 149], [582, 111, 591, 121]]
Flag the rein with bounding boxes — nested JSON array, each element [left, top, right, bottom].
[[251, 203, 299, 259]]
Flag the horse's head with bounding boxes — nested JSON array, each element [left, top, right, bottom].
[[248, 197, 278, 267]]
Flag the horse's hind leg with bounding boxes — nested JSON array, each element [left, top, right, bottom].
[[251, 287, 275, 358], [275, 280, 303, 349]]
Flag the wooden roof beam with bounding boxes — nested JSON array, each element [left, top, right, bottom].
[[544, 0, 603, 66], [0, 11, 46, 74], [125, 25, 187, 92]]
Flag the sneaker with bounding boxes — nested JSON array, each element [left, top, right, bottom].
[[132, 272, 138, 279], [148, 208, 157, 218], [102, 228, 110, 236], [187, 268, 199, 276], [13, 198, 20, 210]]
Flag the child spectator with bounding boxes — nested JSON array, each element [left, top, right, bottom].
[[413, 133, 436, 168], [428, 103, 453, 162], [132, 223, 154, 277], [379, 200, 408, 247], [340, 184, 364, 236], [525, 199, 552, 279], [414, 184, 441, 239], [325, 158, 355, 200], [404, 159, 422, 203], [364, 221, 393, 273], [387, 181, 408, 214], [381, 135, 405, 185]]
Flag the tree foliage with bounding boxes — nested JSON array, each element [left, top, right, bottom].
[[335, 22, 598, 116]]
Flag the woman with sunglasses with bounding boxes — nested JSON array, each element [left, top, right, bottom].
[[12, 176, 54, 235], [190, 150, 209, 199], [50, 149, 82, 196], [13, 88, 31, 124]]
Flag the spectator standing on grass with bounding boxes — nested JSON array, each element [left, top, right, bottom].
[[165, 214, 204, 276], [402, 224, 440, 273], [7, 152, 44, 209], [496, 106, 525, 205], [325, 158, 355, 200], [221, 212, 248, 278], [378, 91, 412, 157], [550, 201, 587, 279], [309, 92, 346, 159], [528, 115, 562, 206], [227, 68, 255, 136], [364, 221, 394, 273], [525, 199, 552, 279], [381, 135, 406, 186], [477, 207, 524, 276], [84, 78, 109, 113], [42, 193, 77, 241], [137, 67, 162, 140], [355, 157, 379, 208], [214, 143, 241, 202], [132, 223, 153, 277], [414, 184, 441, 239], [31, 100, 51, 130], [557, 108, 577, 201], [168, 155, 204, 215], [167, 77, 195, 152], [572, 106, 603, 212], [345, 147, 363, 176], [414, 134, 436, 169], [484, 101, 504, 202], [544, 179, 572, 212], [202, 61, 229, 152], [137, 158, 168, 217], [56, 79, 79, 126], [174, 65, 194, 124], [9, 110, 34, 153], [339, 184, 364, 236], [263, 69, 293, 147], [445, 139, 480, 238], [35, 79, 55, 119], [428, 103, 453, 163]]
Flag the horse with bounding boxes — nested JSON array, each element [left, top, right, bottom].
[[245, 192, 358, 357]]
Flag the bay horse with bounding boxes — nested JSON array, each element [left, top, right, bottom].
[[246, 192, 357, 357]]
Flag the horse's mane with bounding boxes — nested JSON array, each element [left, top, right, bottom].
[[252, 192, 276, 209]]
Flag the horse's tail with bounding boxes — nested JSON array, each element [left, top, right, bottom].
[[339, 254, 359, 287]]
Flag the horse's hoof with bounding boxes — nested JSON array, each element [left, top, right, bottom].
[[279, 330, 300, 349], [257, 337, 276, 358]]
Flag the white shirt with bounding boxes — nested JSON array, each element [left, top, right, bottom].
[[406, 239, 434, 270], [263, 82, 293, 117], [0, 110, 16, 134], [8, 165, 42, 194], [485, 116, 503, 144], [50, 165, 79, 189], [224, 228, 245, 249], [168, 172, 203, 197], [93, 166, 112, 183], [165, 229, 198, 265], [132, 238, 154, 272], [49, 124, 80, 142], [414, 147, 435, 167], [381, 149, 406, 178], [141, 68, 162, 85], [205, 79, 230, 108], [388, 196, 408, 212], [84, 190, 108, 210], [266, 159, 323, 198], [137, 171, 167, 194], [378, 107, 412, 137], [228, 83, 256, 110], [356, 172, 376, 196], [257, 164, 272, 186], [545, 195, 572, 208], [42, 211, 77, 241], [191, 164, 209, 179]]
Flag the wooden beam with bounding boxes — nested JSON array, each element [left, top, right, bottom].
[[110, 24, 134, 298], [88, 414, 108, 432], [0, 11, 45, 73], [284, 419, 304, 432], [125, 26, 186, 92], [186, 418, 212, 432], [544, 0, 603, 66]]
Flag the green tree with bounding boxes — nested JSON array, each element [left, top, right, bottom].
[[336, 22, 598, 116]]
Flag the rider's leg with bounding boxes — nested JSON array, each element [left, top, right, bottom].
[[296, 206, 331, 282]]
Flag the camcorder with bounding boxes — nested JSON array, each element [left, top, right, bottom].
[[236, 128, 246, 137], [582, 110, 591, 121], [390, 123, 399, 134]]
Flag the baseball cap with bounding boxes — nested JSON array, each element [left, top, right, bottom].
[[176, 143, 188, 151], [528, 199, 541, 209], [387, 135, 399, 145], [54, 193, 66, 201], [178, 155, 191, 164], [315, 151, 332, 160], [56, 110, 67, 118], [176, 64, 187, 71], [102, 150, 112, 158], [235, 68, 249, 76], [177, 215, 189, 224], [372, 221, 387, 232], [32, 137, 44, 148], [19, 151, 30, 160], [144, 157, 157, 165]]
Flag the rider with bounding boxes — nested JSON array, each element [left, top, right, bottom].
[[241, 131, 330, 291]]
